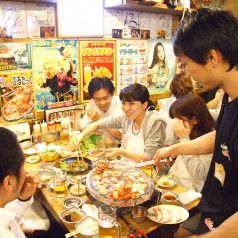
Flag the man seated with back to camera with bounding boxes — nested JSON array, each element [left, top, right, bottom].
[[0, 127, 40, 238]]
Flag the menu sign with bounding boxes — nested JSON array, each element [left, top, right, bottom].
[[79, 40, 116, 102], [117, 40, 148, 92]]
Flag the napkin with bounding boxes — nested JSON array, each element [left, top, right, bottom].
[[179, 190, 202, 205]]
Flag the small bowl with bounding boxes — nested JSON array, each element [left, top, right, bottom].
[[75, 216, 99, 236], [38, 164, 57, 185], [26, 155, 40, 164], [70, 184, 86, 196], [161, 190, 179, 203], [23, 147, 38, 156], [63, 196, 82, 209], [131, 206, 148, 223], [61, 207, 86, 228], [39, 151, 59, 162], [67, 175, 83, 187]]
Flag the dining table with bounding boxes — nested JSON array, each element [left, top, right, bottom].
[[25, 147, 200, 238]]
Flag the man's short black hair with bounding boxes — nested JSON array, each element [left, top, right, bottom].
[[88, 77, 115, 98], [173, 8, 238, 71], [0, 127, 25, 184]]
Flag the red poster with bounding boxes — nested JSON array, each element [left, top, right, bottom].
[[79, 40, 116, 102]]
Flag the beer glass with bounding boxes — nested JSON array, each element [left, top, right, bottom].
[[48, 170, 67, 198], [98, 205, 120, 238]]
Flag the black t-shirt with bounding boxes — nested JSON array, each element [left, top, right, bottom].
[[42, 75, 72, 101], [199, 87, 219, 103], [197, 94, 238, 233]]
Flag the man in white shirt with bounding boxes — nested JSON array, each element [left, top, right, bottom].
[[0, 127, 39, 238], [80, 77, 122, 146]]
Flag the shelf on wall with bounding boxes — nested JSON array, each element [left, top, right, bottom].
[[0, 38, 32, 43], [104, 0, 196, 15]]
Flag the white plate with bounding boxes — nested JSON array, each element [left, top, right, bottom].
[[155, 176, 176, 188], [148, 205, 189, 224], [26, 155, 40, 164]]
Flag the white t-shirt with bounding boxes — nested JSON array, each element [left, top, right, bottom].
[[80, 96, 122, 128], [80, 96, 122, 144], [0, 198, 33, 238]]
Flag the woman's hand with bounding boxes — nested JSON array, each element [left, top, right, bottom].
[[71, 133, 84, 149], [19, 174, 40, 201], [104, 148, 122, 159], [173, 118, 191, 139]]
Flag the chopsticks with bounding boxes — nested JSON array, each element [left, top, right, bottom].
[[65, 229, 81, 238]]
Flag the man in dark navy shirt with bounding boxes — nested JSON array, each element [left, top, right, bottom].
[[154, 8, 238, 238]]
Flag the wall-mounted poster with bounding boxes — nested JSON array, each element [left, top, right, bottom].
[[117, 40, 148, 92], [0, 43, 31, 70], [32, 39, 79, 111], [0, 1, 27, 38], [26, 3, 56, 38], [147, 39, 176, 95], [79, 40, 116, 102], [0, 69, 34, 122]]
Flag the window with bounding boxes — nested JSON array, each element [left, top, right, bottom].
[[57, 0, 104, 37]]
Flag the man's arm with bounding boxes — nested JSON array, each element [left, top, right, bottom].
[[190, 212, 238, 238], [154, 131, 216, 164]]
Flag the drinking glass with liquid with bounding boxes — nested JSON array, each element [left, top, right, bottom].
[[98, 205, 120, 238]]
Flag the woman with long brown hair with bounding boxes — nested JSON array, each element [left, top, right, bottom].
[[168, 93, 215, 192]]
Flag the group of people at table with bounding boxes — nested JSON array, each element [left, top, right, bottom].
[[1, 7, 238, 238]]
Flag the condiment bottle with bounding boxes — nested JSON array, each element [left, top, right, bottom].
[[41, 121, 48, 142], [55, 119, 61, 140], [32, 122, 41, 144]]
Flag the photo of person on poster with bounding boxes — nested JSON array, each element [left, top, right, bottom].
[[148, 41, 170, 88], [147, 39, 175, 94], [41, 59, 77, 102], [33, 40, 79, 110]]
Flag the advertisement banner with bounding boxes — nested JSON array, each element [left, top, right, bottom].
[[79, 40, 116, 102], [0, 69, 34, 122], [147, 39, 176, 95], [32, 39, 79, 111]]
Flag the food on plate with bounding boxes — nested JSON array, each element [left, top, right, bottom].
[[38, 164, 57, 184], [109, 186, 140, 200], [148, 205, 189, 224], [161, 191, 179, 203], [70, 184, 86, 196], [60, 158, 89, 173], [156, 176, 176, 188], [163, 194, 177, 201], [26, 155, 40, 164], [38, 144, 60, 162], [87, 160, 152, 206], [94, 159, 109, 174], [61, 209, 85, 223]]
